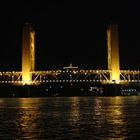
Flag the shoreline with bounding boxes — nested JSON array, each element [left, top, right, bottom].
[[0, 83, 140, 97]]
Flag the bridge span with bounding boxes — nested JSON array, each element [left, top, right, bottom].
[[0, 69, 140, 85]]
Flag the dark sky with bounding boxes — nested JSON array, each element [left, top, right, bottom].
[[0, 0, 140, 71]]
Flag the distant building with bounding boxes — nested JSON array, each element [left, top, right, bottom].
[[22, 23, 35, 83], [107, 24, 120, 83], [63, 63, 78, 71]]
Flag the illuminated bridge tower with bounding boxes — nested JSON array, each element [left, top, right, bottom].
[[107, 24, 120, 83], [22, 23, 35, 84]]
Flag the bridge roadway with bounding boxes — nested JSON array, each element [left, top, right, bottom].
[[0, 69, 140, 84]]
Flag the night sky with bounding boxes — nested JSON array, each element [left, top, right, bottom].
[[0, 0, 140, 71]]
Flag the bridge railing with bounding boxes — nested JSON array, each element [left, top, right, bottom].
[[0, 70, 140, 84]]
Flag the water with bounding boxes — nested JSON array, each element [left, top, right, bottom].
[[0, 96, 140, 139]]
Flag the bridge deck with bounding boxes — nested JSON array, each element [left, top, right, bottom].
[[0, 70, 140, 84]]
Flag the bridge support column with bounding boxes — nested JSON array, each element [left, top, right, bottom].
[[22, 23, 35, 84], [107, 24, 120, 83]]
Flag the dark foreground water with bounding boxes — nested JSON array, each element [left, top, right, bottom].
[[0, 96, 140, 139]]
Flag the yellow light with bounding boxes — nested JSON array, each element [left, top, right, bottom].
[[111, 70, 120, 83], [22, 24, 35, 85], [107, 24, 120, 83]]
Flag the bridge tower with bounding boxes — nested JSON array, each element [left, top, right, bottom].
[[107, 24, 120, 83], [22, 23, 35, 84]]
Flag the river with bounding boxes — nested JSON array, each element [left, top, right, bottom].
[[0, 96, 140, 139]]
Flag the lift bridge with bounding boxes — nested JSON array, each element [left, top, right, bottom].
[[0, 69, 140, 85], [0, 23, 140, 85]]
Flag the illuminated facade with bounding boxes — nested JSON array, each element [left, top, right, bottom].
[[107, 24, 120, 83], [22, 23, 35, 84]]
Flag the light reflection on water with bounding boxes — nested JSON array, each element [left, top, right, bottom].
[[0, 96, 140, 139]]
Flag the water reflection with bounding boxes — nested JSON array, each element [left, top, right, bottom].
[[105, 97, 127, 139], [17, 98, 41, 139], [0, 97, 140, 139], [69, 97, 80, 124], [93, 98, 104, 129], [52, 101, 61, 120]]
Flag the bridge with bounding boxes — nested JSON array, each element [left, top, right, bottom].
[[0, 23, 140, 85], [0, 69, 140, 85]]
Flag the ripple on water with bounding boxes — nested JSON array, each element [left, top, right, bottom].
[[0, 97, 140, 139]]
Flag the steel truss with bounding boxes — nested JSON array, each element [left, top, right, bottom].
[[120, 70, 140, 82], [0, 70, 140, 84]]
